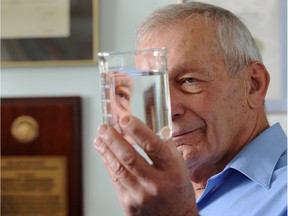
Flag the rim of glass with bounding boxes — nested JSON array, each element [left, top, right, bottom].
[[97, 47, 167, 57]]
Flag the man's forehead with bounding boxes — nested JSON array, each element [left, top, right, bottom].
[[140, 18, 216, 48]]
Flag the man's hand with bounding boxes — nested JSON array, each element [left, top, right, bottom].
[[94, 115, 198, 216]]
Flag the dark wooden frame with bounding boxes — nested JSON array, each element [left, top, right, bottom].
[[1, 97, 83, 216]]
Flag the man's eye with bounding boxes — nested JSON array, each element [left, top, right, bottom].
[[115, 89, 131, 110], [183, 77, 198, 84], [116, 91, 129, 100], [179, 77, 202, 93]]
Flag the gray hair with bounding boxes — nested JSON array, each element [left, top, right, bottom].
[[136, 2, 262, 74]]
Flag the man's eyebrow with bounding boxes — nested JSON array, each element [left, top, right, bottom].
[[170, 64, 211, 78], [115, 79, 134, 89]]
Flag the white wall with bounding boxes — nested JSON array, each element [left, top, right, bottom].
[[1, 1, 287, 216]]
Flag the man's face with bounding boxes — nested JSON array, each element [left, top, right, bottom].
[[138, 18, 251, 174]]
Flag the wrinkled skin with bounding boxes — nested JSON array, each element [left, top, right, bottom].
[[95, 16, 269, 216]]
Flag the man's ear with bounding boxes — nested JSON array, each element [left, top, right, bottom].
[[246, 61, 270, 109]]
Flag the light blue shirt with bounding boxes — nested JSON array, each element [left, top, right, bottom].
[[197, 123, 287, 216]]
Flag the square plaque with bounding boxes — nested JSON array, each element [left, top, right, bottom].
[[1, 97, 82, 216]]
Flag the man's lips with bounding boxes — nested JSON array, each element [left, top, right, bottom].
[[172, 128, 201, 138], [172, 130, 192, 138], [172, 127, 203, 148]]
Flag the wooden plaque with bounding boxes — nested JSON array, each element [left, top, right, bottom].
[[1, 97, 82, 216]]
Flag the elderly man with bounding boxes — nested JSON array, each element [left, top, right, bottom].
[[95, 2, 287, 216]]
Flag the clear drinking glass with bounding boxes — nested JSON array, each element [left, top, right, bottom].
[[98, 48, 172, 141]]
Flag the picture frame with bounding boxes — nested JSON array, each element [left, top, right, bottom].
[[1, 97, 83, 216], [1, 0, 98, 67], [183, 0, 287, 113], [265, 0, 287, 113]]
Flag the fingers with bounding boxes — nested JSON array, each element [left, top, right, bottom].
[[93, 118, 197, 216], [94, 124, 154, 187], [95, 115, 182, 188], [119, 115, 179, 170], [97, 125, 137, 169], [94, 136, 136, 191], [95, 135, 158, 210]]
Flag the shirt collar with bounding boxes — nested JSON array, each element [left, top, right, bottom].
[[227, 123, 287, 189]]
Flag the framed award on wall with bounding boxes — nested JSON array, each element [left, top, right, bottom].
[[1, 97, 82, 216], [1, 0, 99, 67]]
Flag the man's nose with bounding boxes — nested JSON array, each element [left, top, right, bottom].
[[169, 88, 185, 120]]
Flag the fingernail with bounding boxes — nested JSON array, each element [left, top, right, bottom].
[[93, 137, 102, 149], [98, 125, 108, 135], [120, 115, 130, 126]]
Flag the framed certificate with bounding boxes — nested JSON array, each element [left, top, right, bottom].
[[1, 0, 98, 67]]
